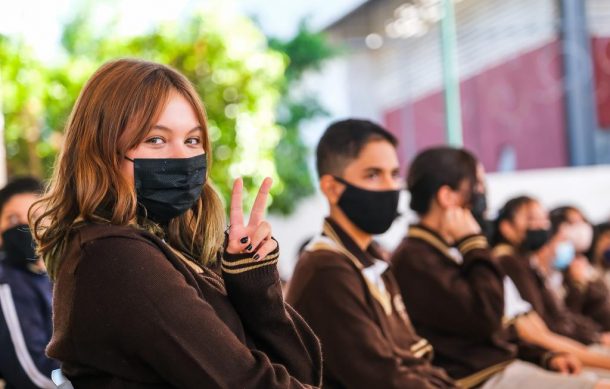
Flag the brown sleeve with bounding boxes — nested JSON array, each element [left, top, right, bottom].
[[77, 237, 319, 389], [392, 236, 504, 339], [505, 322, 554, 368], [290, 259, 455, 389], [564, 276, 588, 315], [496, 254, 546, 315], [221, 244, 322, 386]]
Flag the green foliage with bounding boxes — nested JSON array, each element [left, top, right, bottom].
[[0, 6, 337, 214]]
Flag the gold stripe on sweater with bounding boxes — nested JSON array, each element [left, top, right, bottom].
[[412, 344, 433, 359], [410, 338, 433, 358], [492, 243, 515, 258], [221, 252, 279, 268], [311, 222, 393, 315], [221, 259, 279, 274], [458, 237, 488, 255], [456, 360, 514, 389], [407, 227, 455, 261]]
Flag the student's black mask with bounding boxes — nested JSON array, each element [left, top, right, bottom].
[[334, 176, 400, 235], [469, 191, 491, 239], [2, 224, 38, 267], [470, 191, 487, 220], [126, 154, 206, 224], [522, 228, 551, 252]]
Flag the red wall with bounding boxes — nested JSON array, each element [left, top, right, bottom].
[[384, 40, 569, 173], [592, 37, 610, 129]]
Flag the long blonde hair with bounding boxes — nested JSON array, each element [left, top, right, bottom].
[[32, 59, 225, 279]]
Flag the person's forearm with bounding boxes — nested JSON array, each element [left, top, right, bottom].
[[516, 313, 610, 370]]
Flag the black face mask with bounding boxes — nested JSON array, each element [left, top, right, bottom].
[[126, 154, 207, 224], [2, 224, 38, 267], [469, 191, 490, 237], [334, 176, 400, 235], [522, 228, 551, 252], [470, 191, 487, 220]]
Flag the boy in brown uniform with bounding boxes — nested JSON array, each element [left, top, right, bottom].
[[392, 147, 608, 389], [286, 120, 456, 388]]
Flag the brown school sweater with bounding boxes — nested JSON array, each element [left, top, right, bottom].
[[286, 219, 456, 389], [392, 225, 553, 388], [47, 223, 322, 388], [564, 274, 610, 331], [494, 243, 602, 345]]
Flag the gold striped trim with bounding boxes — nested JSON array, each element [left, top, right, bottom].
[[491, 243, 515, 258], [221, 259, 279, 274], [317, 222, 393, 315], [410, 338, 433, 358], [458, 239, 488, 255], [457, 236, 487, 251], [412, 344, 434, 359], [221, 252, 279, 268], [456, 360, 514, 389], [407, 227, 454, 261], [410, 338, 429, 352]]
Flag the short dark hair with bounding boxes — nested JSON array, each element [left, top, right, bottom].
[[316, 119, 398, 178], [550, 206, 588, 235], [407, 147, 478, 215], [491, 195, 534, 246], [0, 176, 43, 217]]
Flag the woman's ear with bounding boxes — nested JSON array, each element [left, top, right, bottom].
[[436, 185, 458, 210], [499, 219, 517, 244], [320, 175, 344, 206]]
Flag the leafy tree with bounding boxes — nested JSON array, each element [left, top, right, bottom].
[[1, 6, 337, 214]]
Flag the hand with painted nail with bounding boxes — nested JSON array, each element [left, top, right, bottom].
[[225, 177, 277, 260]]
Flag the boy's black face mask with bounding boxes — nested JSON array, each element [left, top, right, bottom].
[[126, 154, 207, 224], [333, 176, 400, 235], [2, 224, 38, 267], [522, 228, 551, 252]]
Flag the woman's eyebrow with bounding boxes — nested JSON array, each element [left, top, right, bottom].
[[151, 125, 202, 133]]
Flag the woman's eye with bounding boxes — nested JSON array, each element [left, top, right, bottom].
[[185, 137, 201, 145], [145, 137, 165, 145]]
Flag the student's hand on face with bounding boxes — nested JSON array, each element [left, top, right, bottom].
[[568, 255, 593, 284], [444, 207, 481, 242], [226, 177, 277, 260], [548, 353, 582, 375], [599, 332, 610, 347]]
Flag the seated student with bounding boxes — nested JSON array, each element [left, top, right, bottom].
[[31, 59, 322, 388], [0, 177, 58, 389], [492, 197, 610, 371], [550, 206, 610, 331], [590, 222, 610, 285], [287, 120, 456, 388], [392, 146, 607, 388], [497, 198, 609, 345]]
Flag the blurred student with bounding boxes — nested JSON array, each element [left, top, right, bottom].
[[492, 197, 610, 371], [590, 222, 610, 284], [0, 177, 57, 389], [496, 199, 607, 344], [287, 120, 456, 388], [550, 206, 610, 331], [392, 147, 606, 388]]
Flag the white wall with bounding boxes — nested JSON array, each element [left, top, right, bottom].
[[271, 165, 610, 279], [327, 0, 559, 118]]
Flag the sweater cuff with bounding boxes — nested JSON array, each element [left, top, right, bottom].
[[221, 239, 280, 278], [541, 351, 567, 370], [456, 234, 489, 256]]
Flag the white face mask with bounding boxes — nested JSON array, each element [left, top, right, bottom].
[[565, 222, 594, 253]]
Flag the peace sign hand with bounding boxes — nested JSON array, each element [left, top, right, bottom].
[[226, 177, 277, 260]]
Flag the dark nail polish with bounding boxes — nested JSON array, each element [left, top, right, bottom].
[[253, 254, 260, 260], [246, 244, 253, 251], [240, 237, 249, 244]]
